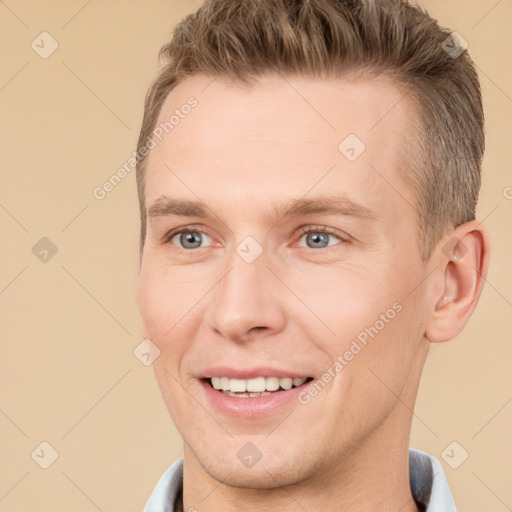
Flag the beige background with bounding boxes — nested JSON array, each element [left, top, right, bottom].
[[0, 0, 510, 510]]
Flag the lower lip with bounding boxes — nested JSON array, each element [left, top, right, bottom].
[[199, 379, 313, 418]]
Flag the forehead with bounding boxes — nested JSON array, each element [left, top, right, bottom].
[[144, 73, 416, 221]]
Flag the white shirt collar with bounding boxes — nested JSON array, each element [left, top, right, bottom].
[[144, 449, 456, 512]]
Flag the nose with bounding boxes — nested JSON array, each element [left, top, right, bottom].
[[205, 246, 287, 343]]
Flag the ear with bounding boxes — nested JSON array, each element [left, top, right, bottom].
[[425, 220, 490, 343]]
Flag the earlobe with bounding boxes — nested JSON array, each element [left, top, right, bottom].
[[425, 221, 490, 344]]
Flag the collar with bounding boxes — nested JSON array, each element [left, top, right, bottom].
[[144, 448, 456, 512]]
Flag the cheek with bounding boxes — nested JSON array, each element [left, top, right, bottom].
[[330, 292, 424, 415], [137, 272, 165, 340], [138, 259, 191, 336], [137, 262, 212, 379], [286, 266, 401, 342], [139, 266, 199, 423], [315, 299, 423, 445], [295, 263, 423, 381]]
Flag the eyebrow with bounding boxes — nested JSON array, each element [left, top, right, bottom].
[[147, 195, 377, 220], [147, 195, 377, 222]]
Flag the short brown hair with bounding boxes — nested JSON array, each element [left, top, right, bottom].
[[136, 0, 484, 262]]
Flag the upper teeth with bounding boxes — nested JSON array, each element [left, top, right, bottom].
[[210, 376, 308, 392]]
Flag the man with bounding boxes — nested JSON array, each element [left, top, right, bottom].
[[135, 0, 490, 510]]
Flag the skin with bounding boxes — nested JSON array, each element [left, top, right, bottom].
[[136, 73, 489, 512]]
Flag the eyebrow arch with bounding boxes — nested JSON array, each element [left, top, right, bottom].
[[146, 195, 377, 222]]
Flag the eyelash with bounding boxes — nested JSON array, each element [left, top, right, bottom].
[[164, 225, 349, 251]]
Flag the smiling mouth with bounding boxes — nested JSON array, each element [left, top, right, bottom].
[[203, 376, 314, 397]]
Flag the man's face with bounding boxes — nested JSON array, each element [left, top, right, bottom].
[[137, 74, 432, 487]]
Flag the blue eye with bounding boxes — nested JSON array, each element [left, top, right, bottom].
[[169, 229, 213, 250], [296, 226, 345, 249]]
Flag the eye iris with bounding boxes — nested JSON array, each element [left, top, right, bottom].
[[181, 232, 202, 249], [306, 232, 329, 248]]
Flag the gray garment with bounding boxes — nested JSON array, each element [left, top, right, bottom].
[[144, 448, 456, 512]]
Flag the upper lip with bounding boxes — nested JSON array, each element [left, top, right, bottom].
[[198, 366, 313, 380]]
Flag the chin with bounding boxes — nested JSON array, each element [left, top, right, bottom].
[[192, 441, 324, 490]]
